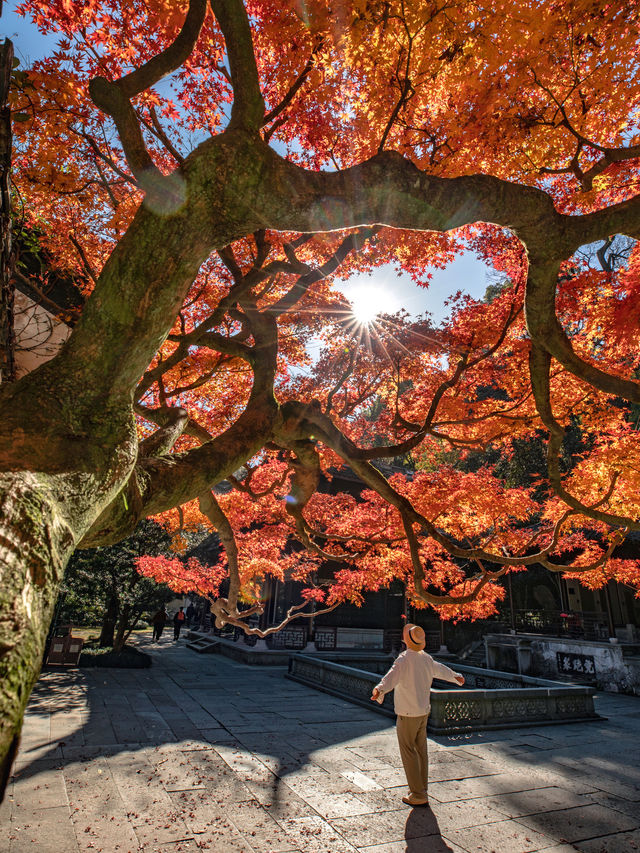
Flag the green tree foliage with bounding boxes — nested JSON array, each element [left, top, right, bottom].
[[58, 520, 176, 652]]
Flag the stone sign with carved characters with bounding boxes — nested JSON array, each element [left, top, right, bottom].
[[556, 651, 597, 680]]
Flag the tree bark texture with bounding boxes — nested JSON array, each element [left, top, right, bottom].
[[112, 605, 130, 654], [0, 471, 74, 795], [0, 39, 15, 385], [99, 590, 118, 648]]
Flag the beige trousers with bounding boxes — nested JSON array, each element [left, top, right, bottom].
[[396, 714, 428, 797]]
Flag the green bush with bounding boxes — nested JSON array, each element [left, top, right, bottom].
[[78, 644, 151, 668]]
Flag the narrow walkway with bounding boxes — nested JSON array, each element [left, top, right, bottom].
[[3, 636, 640, 852]]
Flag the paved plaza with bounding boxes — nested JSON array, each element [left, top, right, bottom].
[[2, 637, 640, 853]]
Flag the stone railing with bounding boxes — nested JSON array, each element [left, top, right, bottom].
[[446, 663, 573, 690], [287, 654, 600, 734]]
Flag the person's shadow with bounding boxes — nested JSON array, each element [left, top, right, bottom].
[[405, 807, 456, 852]]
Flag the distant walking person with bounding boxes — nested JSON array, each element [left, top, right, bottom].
[[371, 623, 464, 807], [185, 602, 195, 627], [173, 606, 186, 640], [151, 606, 167, 642]]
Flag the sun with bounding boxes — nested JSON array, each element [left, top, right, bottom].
[[348, 283, 399, 325]]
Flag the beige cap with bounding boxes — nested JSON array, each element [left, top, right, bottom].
[[403, 623, 425, 651]]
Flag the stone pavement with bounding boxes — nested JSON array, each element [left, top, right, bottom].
[[3, 636, 640, 853]]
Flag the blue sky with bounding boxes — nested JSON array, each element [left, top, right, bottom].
[[339, 254, 488, 327], [2, 4, 57, 63], [2, 4, 491, 324]]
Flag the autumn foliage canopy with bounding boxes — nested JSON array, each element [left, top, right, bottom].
[[11, 0, 640, 630]]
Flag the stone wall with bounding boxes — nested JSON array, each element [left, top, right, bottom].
[[485, 633, 640, 696], [308, 651, 395, 674]]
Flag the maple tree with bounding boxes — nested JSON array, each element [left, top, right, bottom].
[[2, 0, 640, 791]]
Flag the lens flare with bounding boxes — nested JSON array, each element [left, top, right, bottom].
[[349, 284, 399, 325]]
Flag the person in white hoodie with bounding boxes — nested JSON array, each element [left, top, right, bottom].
[[371, 623, 464, 807]]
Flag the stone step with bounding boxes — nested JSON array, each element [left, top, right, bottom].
[[185, 638, 220, 654], [458, 640, 487, 668]]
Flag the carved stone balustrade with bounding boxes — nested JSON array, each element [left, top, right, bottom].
[[286, 654, 601, 734]]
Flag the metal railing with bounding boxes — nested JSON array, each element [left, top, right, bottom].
[[509, 609, 609, 641]]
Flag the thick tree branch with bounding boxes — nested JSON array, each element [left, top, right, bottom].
[[89, 0, 207, 181], [135, 402, 213, 444], [198, 489, 240, 617], [529, 343, 639, 529], [80, 271, 280, 546], [209, 0, 265, 131], [138, 406, 189, 457], [118, 0, 208, 99], [197, 331, 255, 361], [525, 259, 640, 403], [80, 389, 275, 548]]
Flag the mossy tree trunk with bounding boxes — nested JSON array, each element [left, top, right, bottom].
[[0, 131, 273, 794]]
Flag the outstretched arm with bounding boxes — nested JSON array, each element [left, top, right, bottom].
[[371, 654, 407, 701], [432, 659, 465, 686]]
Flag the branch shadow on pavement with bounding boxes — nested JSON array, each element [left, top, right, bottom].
[[12, 637, 397, 805]]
